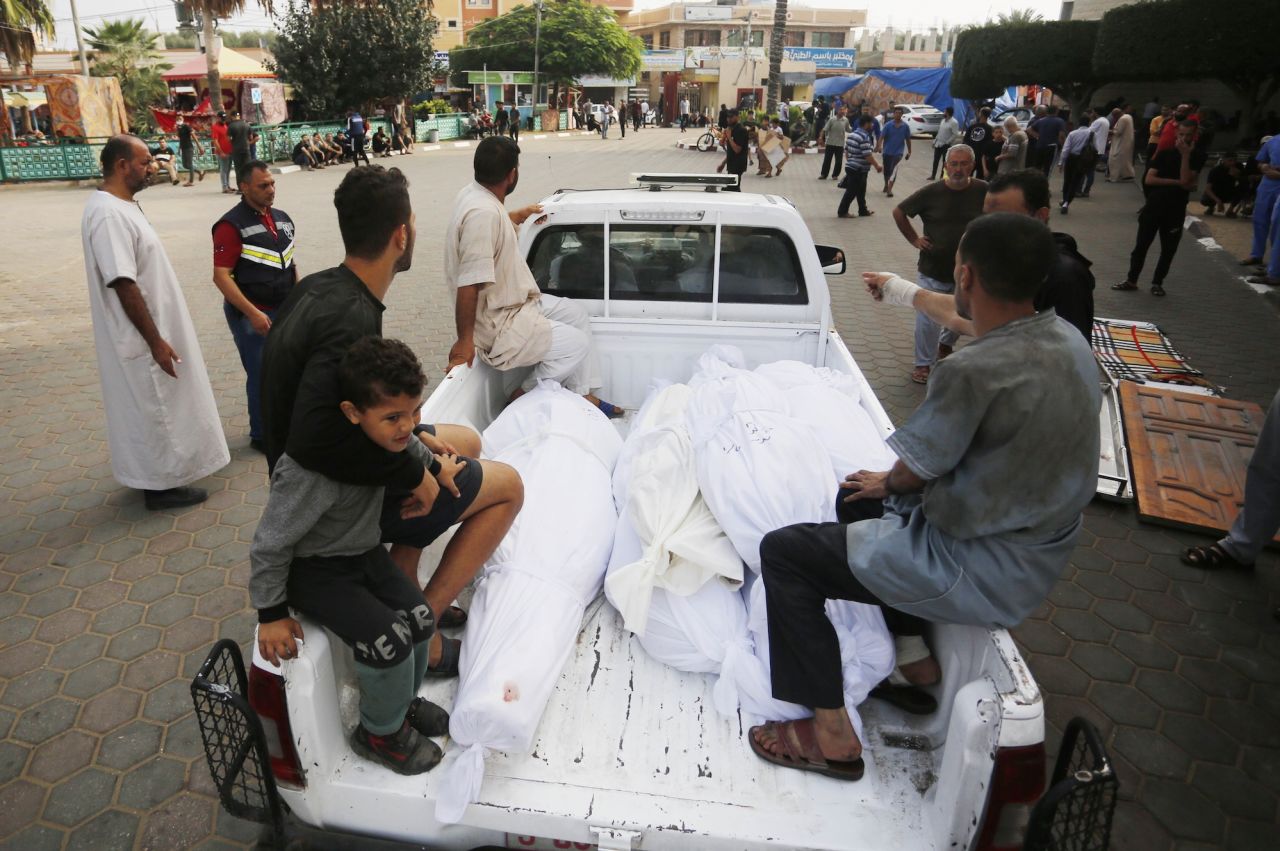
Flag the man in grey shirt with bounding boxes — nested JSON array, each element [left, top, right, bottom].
[[749, 213, 1099, 780], [818, 105, 852, 180]]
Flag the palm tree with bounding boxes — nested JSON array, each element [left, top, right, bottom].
[[765, 0, 787, 115], [995, 9, 1044, 26], [0, 0, 55, 68], [84, 19, 171, 131]]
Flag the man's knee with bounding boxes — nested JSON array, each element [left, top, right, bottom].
[[760, 526, 806, 579], [477, 459, 524, 510]]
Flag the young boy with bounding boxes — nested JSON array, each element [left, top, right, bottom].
[[251, 337, 462, 775]]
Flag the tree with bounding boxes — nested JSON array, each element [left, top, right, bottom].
[[952, 20, 1101, 119], [449, 0, 641, 95], [765, 0, 787, 116], [1094, 0, 1280, 137], [84, 19, 171, 132], [176, 1, 254, 111], [1, 0, 55, 68], [271, 0, 438, 118], [994, 9, 1044, 26]]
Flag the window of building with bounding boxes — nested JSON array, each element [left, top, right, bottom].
[[685, 29, 721, 47], [810, 31, 845, 48], [784, 30, 805, 47], [659, 30, 671, 49], [446, 19, 459, 29], [641, 33, 653, 49], [465, 0, 491, 7], [726, 29, 764, 48]]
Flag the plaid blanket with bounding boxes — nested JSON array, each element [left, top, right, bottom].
[[1091, 318, 1204, 384]]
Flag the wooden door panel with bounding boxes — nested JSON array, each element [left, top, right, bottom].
[[1120, 383, 1272, 539]]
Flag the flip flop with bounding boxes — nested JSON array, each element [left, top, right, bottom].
[[437, 605, 468, 630], [1111, 281, 1138, 291], [748, 718, 865, 782], [869, 680, 938, 715], [1181, 543, 1252, 571], [405, 697, 450, 738], [910, 366, 930, 385], [424, 636, 461, 679], [594, 399, 625, 419]]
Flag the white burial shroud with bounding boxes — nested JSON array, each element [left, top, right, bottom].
[[687, 348, 835, 572], [605, 383, 743, 636], [435, 383, 621, 825]]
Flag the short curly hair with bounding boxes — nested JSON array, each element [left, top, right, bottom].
[[338, 337, 425, 411], [333, 165, 411, 259]]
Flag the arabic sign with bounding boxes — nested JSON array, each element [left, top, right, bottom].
[[684, 46, 766, 67], [466, 71, 534, 85], [434, 50, 450, 69], [781, 47, 857, 70], [685, 6, 732, 20], [642, 50, 685, 70]]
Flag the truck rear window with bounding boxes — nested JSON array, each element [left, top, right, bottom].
[[527, 224, 807, 304]]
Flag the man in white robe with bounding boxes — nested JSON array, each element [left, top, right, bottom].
[[81, 134, 229, 510]]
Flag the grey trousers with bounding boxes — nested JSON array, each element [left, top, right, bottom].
[[914, 273, 960, 367], [1220, 389, 1280, 564]]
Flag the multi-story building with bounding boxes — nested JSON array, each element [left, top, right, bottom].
[[623, 1, 866, 120], [432, 0, 636, 51]]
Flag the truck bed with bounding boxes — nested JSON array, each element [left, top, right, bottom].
[[274, 322, 1035, 850]]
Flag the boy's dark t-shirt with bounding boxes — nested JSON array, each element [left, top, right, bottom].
[[292, 141, 307, 159], [726, 124, 750, 174], [1032, 116, 1065, 149], [177, 124, 194, 150], [895, 179, 989, 283]]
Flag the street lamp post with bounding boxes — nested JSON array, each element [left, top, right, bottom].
[[69, 0, 89, 76]]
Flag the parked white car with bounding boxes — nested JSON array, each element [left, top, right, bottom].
[[993, 107, 1035, 131], [895, 103, 946, 136]]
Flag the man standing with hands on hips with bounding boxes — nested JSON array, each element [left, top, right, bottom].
[[213, 160, 298, 453], [892, 144, 987, 384], [81, 135, 229, 510]]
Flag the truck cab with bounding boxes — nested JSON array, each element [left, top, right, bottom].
[[240, 177, 1048, 851]]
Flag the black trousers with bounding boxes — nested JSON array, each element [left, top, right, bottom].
[[1127, 202, 1186, 286], [1061, 153, 1086, 205], [759, 497, 926, 710], [930, 144, 948, 179], [837, 170, 869, 216], [1036, 145, 1058, 176], [819, 144, 843, 178], [286, 547, 435, 669], [351, 134, 370, 166]]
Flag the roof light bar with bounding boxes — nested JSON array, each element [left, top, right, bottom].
[[631, 173, 740, 192], [618, 209, 706, 221]]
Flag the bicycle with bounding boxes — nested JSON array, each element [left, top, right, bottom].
[[696, 125, 723, 152]]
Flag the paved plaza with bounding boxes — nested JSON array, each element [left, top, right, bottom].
[[1, 128, 1278, 849]]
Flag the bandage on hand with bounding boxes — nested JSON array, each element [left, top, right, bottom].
[[880, 274, 922, 308]]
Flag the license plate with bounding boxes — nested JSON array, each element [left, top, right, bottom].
[[504, 834, 598, 850]]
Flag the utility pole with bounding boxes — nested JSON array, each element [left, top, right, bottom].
[[533, 0, 544, 106], [69, 0, 89, 76]]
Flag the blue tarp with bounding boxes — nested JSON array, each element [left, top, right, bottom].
[[814, 75, 862, 98], [811, 68, 977, 127]]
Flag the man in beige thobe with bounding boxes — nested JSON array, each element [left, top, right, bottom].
[[1108, 107, 1136, 182]]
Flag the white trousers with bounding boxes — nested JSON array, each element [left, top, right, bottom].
[[521, 294, 600, 395]]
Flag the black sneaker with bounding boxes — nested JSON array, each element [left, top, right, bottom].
[[143, 487, 207, 511], [350, 721, 442, 775], [405, 697, 450, 738]]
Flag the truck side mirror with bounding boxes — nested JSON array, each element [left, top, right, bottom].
[[816, 244, 846, 275]]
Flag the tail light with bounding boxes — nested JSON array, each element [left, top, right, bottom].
[[976, 743, 1047, 850], [248, 664, 306, 789]]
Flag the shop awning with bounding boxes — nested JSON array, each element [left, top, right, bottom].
[[3, 89, 47, 108], [162, 47, 274, 81]]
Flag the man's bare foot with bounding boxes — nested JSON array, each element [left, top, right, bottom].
[[751, 707, 862, 763]]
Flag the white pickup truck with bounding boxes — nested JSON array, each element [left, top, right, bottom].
[[215, 175, 1052, 851]]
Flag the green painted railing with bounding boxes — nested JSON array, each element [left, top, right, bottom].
[[0, 111, 577, 182]]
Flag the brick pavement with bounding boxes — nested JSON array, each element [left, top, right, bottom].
[[0, 128, 1277, 849]]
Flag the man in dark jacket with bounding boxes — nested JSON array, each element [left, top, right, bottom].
[[260, 166, 524, 669], [226, 110, 252, 189]]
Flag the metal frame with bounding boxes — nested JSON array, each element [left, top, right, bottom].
[[1023, 717, 1119, 851]]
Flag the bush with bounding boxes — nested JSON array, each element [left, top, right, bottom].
[[413, 99, 452, 118]]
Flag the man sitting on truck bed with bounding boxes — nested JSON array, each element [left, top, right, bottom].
[[260, 166, 524, 678], [444, 136, 623, 418], [252, 337, 455, 776], [751, 213, 1100, 781]]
